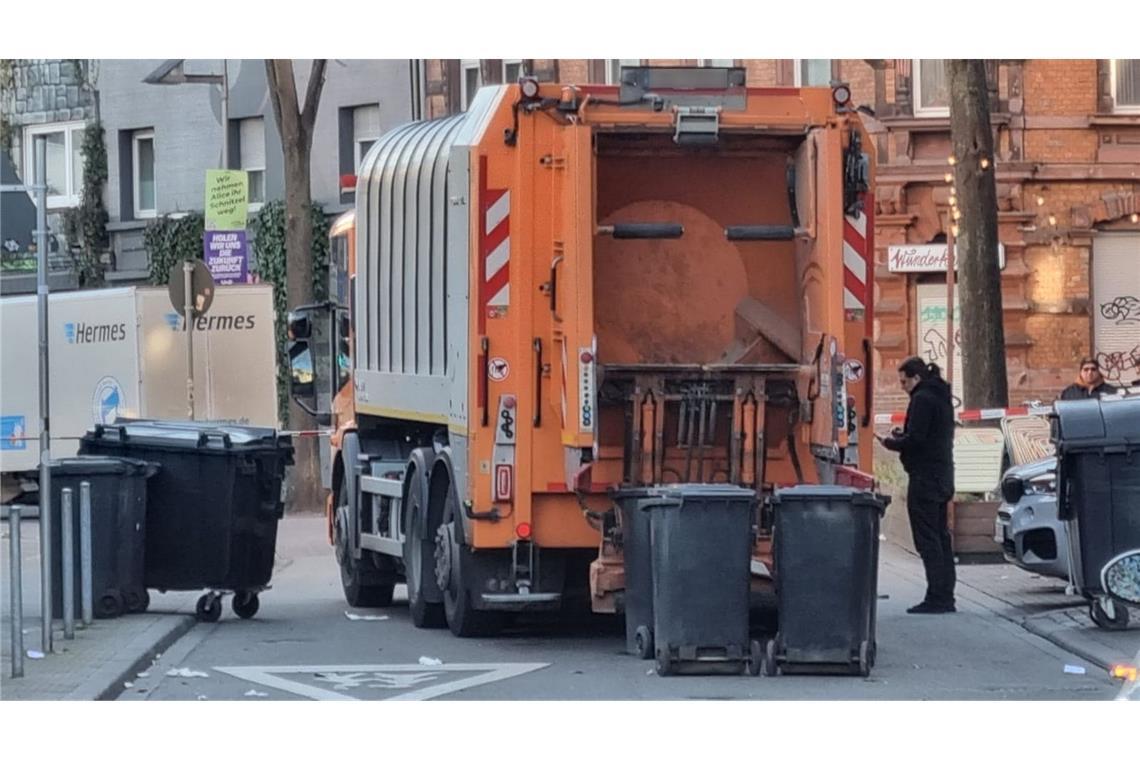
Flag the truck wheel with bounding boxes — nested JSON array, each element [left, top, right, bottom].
[[403, 474, 445, 629], [436, 493, 503, 637], [334, 486, 395, 608]]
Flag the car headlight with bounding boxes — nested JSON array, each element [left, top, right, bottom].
[[1024, 474, 1056, 495]]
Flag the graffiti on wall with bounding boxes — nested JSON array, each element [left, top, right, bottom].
[[1100, 296, 1140, 324], [1098, 297, 1140, 383]]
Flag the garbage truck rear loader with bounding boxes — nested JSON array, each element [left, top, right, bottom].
[[288, 67, 876, 637]]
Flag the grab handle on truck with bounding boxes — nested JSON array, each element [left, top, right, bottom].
[[597, 223, 684, 240], [549, 255, 564, 323], [862, 337, 872, 428], [533, 338, 543, 428], [724, 225, 796, 241]]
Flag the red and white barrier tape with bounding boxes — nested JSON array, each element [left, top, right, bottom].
[[873, 403, 1054, 426], [279, 429, 332, 438]]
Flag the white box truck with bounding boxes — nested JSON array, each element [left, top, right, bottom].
[[1, 284, 278, 498]]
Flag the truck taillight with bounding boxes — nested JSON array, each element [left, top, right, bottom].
[[516, 522, 532, 540], [494, 464, 514, 502]]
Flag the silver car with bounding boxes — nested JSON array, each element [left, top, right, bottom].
[[994, 456, 1069, 579]]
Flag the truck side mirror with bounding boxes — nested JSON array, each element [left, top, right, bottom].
[[288, 312, 312, 340], [288, 340, 318, 415]]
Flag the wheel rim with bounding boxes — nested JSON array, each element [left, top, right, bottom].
[[434, 522, 454, 595]]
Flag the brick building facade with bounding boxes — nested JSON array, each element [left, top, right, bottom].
[[424, 59, 1140, 414]]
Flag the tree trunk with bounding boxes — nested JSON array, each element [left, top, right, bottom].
[[266, 59, 326, 513], [948, 59, 1008, 410]]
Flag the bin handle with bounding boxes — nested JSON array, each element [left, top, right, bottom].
[[93, 423, 129, 442], [197, 431, 233, 449]]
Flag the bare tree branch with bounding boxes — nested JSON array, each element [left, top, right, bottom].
[[300, 59, 327, 137]]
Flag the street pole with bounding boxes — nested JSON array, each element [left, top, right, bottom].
[[9, 503, 23, 677], [35, 135, 54, 654], [79, 481, 93, 626], [946, 222, 956, 391], [61, 488, 75, 640], [221, 59, 229, 168], [185, 260, 195, 420]]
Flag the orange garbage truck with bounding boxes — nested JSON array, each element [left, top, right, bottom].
[[287, 67, 877, 637]]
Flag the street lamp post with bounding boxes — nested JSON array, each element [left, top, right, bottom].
[[142, 59, 229, 169], [143, 60, 230, 419]]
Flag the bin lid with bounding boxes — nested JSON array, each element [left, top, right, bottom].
[[632, 484, 757, 510], [771, 484, 887, 511], [1054, 395, 1140, 454], [85, 419, 290, 452], [50, 455, 159, 477]]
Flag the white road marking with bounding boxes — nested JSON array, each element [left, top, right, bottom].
[[213, 662, 550, 701]]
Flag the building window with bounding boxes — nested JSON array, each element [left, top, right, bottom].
[[503, 60, 525, 83], [238, 118, 266, 207], [699, 59, 735, 68], [794, 59, 832, 86], [914, 59, 950, 117], [132, 129, 156, 219], [606, 59, 641, 85], [1111, 59, 1140, 113], [352, 105, 380, 171], [461, 60, 481, 110], [23, 121, 85, 209]]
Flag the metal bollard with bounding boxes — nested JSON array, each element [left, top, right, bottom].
[[9, 503, 24, 678], [80, 481, 93, 626], [61, 488, 75, 640]]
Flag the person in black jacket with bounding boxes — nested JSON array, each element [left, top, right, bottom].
[[1059, 358, 1117, 401], [878, 356, 957, 613]]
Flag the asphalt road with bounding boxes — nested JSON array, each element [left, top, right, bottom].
[[118, 516, 1119, 701]]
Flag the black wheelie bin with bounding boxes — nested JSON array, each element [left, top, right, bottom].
[[765, 485, 888, 676], [613, 487, 661, 659], [80, 420, 294, 622], [640, 484, 756, 676], [1054, 394, 1140, 630], [49, 456, 158, 618]]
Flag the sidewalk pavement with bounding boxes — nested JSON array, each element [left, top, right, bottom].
[[2, 511, 1136, 700], [952, 558, 1140, 672], [0, 513, 321, 701]]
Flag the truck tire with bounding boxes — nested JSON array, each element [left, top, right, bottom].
[[403, 472, 445, 628], [334, 482, 395, 608], [436, 489, 504, 637]]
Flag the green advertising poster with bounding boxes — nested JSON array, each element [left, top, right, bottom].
[[205, 169, 249, 230]]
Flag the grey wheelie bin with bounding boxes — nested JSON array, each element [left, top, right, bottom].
[[641, 485, 757, 676], [765, 485, 888, 676], [613, 488, 661, 659], [80, 420, 294, 623], [49, 456, 158, 618], [1054, 395, 1140, 630]]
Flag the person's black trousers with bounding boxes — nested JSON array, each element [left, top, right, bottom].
[[906, 476, 957, 606]]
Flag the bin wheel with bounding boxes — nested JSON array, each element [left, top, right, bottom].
[[634, 626, 654, 661], [655, 643, 675, 677], [233, 592, 260, 620], [748, 639, 764, 676], [857, 640, 872, 677], [763, 638, 779, 677], [124, 589, 150, 614], [195, 594, 222, 623], [868, 640, 877, 669], [1090, 598, 1130, 631], [97, 591, 124, 619]]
